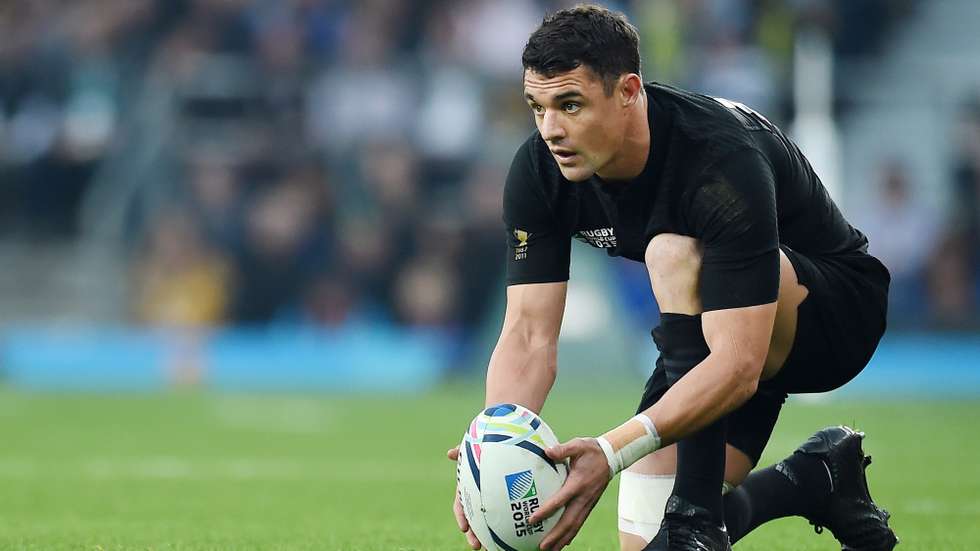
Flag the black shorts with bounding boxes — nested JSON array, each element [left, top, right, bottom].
[[636, 246, 890, 464]]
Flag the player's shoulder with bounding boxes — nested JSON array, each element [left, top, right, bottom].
[[646, 82, 761, 168], [646, 81, 747, 126], [646, 82, 728, 113]]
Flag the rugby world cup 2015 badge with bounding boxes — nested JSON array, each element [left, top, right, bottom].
[[505, 470, 544, 538]]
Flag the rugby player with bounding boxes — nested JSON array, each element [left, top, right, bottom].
[[449, 5, 897, 550]]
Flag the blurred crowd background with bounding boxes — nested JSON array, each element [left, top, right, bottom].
[[1, 0, 979, 381]]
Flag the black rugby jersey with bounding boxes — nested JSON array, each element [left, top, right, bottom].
[[503, 83, 870, 311]]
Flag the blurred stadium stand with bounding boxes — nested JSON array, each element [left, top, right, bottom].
[[0, 0, 977, 392]]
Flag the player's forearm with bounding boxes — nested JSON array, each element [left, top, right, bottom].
[[484, 324, 558, 414], [642, 352, 759, 446]]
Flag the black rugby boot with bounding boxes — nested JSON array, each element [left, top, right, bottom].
[[643, 495, 732, 551], [794, 426, 898, 551]]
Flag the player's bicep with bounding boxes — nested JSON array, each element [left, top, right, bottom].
[[501, 282, 567, 343]]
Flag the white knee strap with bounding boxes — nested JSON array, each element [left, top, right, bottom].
[[617, 472, 674, 543], [618, 474, 737, 544]]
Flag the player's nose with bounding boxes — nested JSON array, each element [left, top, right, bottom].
[[539, 111, 566, 142]]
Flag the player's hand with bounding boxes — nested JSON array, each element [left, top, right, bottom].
[[448, 446, 483, 550], [529, 438, 610, 550]]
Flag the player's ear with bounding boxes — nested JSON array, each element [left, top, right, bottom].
[[620, 74, 643, 107]]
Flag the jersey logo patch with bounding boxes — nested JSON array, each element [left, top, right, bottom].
[[514, 229, 530, 248], [575, 227, 617, 248], [514, 229, 531, 260]]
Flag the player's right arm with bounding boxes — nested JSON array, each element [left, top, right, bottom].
[[451, 137, 571, 548], [488, 137, 572, 412], [451, 282, 565, 549], [485, 281, 567, 413]]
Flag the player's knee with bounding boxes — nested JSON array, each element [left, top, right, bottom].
[[619, 530, 650, 551], [646, 234, 703, 313], [645, 234, 702, 283], [618, 470, 675, 549]]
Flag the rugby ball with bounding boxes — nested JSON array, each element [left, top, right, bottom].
[[457, 403, 568, 551]]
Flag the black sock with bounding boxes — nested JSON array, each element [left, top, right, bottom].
[[652, 313, 726, 524], [674, 417, 728, 524], [724, 453, 832, 543]]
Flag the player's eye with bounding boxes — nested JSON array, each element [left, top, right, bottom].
[[562, 102, 581, 114], [530, 103, 544, 115]]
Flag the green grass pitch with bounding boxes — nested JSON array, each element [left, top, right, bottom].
[[0, 385, 977, 550]]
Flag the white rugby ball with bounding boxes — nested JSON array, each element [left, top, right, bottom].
[[457, 403, 568, 551]]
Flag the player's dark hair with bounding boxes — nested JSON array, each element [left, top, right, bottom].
[[522, 4, 641, 96]]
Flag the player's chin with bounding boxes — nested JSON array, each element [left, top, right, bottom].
[[558, 164, 594, 182]]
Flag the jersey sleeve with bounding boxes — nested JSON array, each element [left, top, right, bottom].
[[503, 141, 571, 285], [687, 149, 780, 311]]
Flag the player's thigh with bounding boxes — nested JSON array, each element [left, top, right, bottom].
[[644, 237, 806, 379], [762, 248, 889, 393], [761, 249, 810, 380]]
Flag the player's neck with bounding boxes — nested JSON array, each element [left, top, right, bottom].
[[595, 93, 650, 182]]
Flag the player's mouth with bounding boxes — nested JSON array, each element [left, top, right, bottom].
[[552, 149, 578, 165]]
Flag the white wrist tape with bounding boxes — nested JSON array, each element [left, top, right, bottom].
[[595, 436, 618, 479], [596, 414, 662, 478]]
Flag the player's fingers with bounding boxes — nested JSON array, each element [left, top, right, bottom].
[[453, 491, 469, 532], [554, 524, 581, 551], [542, 483, 604, 550], [529, 480, 576, 524], [451, 447, 478, 550], [529, 488, 570, 524], [530, 458, 598, 525], [465, 528, 481, 550], [556, 506, 589, 549], [547, 498, 589, 550], [537, 498, 580, 550], [546, 438, 585, 461], [537, 510, 568, 550], [548, 436, 594, 462], [544, 442, 567, 461]]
